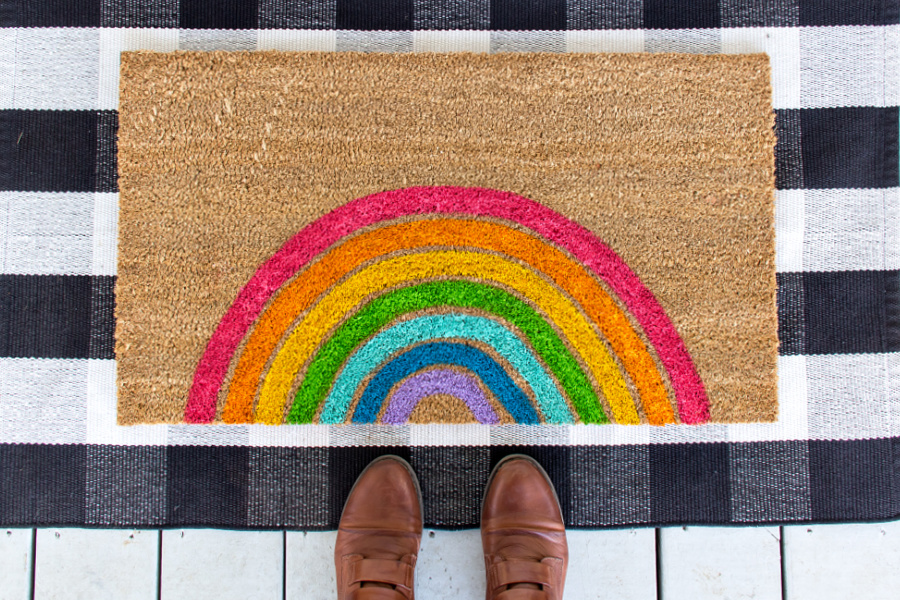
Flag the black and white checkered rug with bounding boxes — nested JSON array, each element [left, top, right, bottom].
[[1, 0, 898, 528]]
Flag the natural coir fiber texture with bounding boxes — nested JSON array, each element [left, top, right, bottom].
[[116, 51, 777, 425]]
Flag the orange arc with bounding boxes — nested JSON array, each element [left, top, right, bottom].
[[221, 218, 675, 425]]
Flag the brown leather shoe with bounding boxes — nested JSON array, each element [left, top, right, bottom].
[[335, 455, 422, 600], [481, 454, 568, 600]]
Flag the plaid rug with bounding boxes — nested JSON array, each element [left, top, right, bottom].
[[1, 0, 898, 528]]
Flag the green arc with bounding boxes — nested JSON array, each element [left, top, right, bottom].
[[287, 279, 614, 424]]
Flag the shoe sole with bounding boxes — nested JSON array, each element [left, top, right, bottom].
[[480, 453, 564, 519], [341, 454, 424, 520]]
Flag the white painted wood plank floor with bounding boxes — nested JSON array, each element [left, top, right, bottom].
[[3, 522, 900, 599]]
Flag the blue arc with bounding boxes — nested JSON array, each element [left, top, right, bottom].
[[351, 342, 540, 424], [317, 313, 573, 424]]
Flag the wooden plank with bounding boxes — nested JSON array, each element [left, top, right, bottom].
[[784, 521, 900, 600], [286, 531, 337, 600], [288, 528, 654, 599], [0, 529, 33, 600], [659, 526, 782, 600], [34, 529, 158, 600], [286, 530, 486, 599], [161, 529, 283, 600], [417, 529, 484, 598], [565, 529, 657, 600]]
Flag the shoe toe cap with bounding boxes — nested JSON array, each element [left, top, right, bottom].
[[482, 457, 564, 532], [341, 457, 422, 532]]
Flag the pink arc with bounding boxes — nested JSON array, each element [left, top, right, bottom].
[[186, 186, 709, 424]]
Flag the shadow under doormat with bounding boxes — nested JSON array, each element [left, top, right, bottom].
[[116, 51, 778, 429]]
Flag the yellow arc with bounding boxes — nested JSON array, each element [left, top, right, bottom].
[[255, 250, 641, 425]]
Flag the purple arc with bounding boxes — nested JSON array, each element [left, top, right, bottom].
[[382, 368, 500, 425]]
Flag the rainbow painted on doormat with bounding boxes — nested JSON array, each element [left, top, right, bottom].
[[185, 187, 709, 426]]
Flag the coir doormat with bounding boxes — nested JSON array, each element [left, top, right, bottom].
[[117, 51, 777, 427]]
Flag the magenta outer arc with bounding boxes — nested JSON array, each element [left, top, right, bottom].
[[185, 186, 709, 424]]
